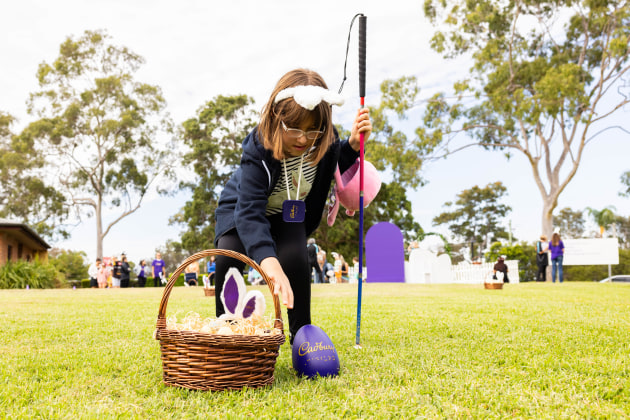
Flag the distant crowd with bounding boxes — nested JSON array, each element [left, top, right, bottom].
[[87, 251, 166, 289], [87, 232, 567, 288], [86, 251, 218, 289], [306, 238, 360, 284], [86, 240, 360, 289]]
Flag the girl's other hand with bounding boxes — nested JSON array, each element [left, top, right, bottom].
[[349, 108, 372, 151], [260, 257, 294, 309]]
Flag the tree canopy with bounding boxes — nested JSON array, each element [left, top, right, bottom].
[[0, 112, 67, 239], [621, 170, 630, 197], [554, 207, 586, 239], [171, 95, 257, 253], [422, 0, 630, 237], [433, 181, 512, 257], [23, 30, 174, 258]]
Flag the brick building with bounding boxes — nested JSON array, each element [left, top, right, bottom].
[[0, 219, 50, 266]]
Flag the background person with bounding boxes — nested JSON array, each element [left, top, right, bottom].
[[111, 256, 121, 288], [206, 256, 216, 286], [320, 251, 334, 283], [407, 240, 419, 255], [135, 260, 148, 287], [493, 255, 509, 283], [248, 266, 264, 285], [549, 233, 565, 283], [351, 256, 360, 283], [340, 254, 349, 282], [307, 238, 323, 283], [97, 260, 110, 289], [88, 258, 100, 288], [185, 260, 199, 286], [152, 252, 166, 286], [332, 252, 342, 284], [120, 255, 131, 288], [212, 68, 372, 343], [536, 234, 549, 282]]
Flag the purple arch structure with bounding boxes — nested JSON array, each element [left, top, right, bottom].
[[365, 222, 405, 283]]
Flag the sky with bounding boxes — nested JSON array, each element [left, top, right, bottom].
[[2, 0, 629, 264]]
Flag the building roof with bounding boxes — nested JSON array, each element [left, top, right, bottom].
[[0, 218, 51, 250]]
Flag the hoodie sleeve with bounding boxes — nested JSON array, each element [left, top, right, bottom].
[[338, 137, 360, 173], [233, 141, 278, 265]]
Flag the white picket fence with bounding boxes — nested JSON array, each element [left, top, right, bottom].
[[450, 260, 520, 284]]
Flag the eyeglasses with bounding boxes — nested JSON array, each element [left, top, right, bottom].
[[281, 121, 323, 141]]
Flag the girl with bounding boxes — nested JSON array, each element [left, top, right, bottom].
[[97, 260, 110, 289], [332, 252, 342, 284], [214, 68, 372, 342]]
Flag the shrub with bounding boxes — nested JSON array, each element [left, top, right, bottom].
[[0, 260, 61, 289], [48, 249, 88, 281], [486, 242, 537, 282]]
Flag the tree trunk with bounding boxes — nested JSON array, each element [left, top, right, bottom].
[[541, 201, 554, 240], [541, 191, 556, 283], [96, 198, 103, 259]]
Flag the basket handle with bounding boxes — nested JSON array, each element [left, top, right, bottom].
[[156, 249, 284, 332]]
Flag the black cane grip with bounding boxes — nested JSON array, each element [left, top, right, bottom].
[[359, 15, 367, 98]]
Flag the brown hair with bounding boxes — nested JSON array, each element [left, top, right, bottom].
[[551, 232, 561, 246], [258, 69, 334, 164]]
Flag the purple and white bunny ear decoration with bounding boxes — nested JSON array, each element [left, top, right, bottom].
[[220, 267, 266, 320], [241, 290, 266, 318], [274, 85, 345, 110]]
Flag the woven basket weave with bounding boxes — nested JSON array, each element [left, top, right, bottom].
[[484, 282, 504, 290], [155, 249, 285, 391]]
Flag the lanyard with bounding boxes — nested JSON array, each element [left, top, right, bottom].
[[283, 154, 304, 201]]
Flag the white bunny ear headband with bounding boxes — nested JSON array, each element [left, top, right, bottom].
[[274, 85, 345, 111]]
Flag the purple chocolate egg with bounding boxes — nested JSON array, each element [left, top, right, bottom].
[[292, 324, 340, 378]]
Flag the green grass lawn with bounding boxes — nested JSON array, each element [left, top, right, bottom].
[[1, 282, 629, 419]]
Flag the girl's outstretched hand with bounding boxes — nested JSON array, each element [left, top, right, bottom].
[[349, 108, 372, 152], [260, 257, 294, 309]]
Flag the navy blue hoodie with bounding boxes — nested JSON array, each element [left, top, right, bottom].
[[215, 127, 359, 264]]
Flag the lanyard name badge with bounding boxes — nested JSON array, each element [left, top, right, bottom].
[[282, 155, 306, 223]]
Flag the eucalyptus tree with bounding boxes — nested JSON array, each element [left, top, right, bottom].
[[0, 112, 67, 239], [24, 30, 174, 258], [421, 0, 630, 238], [433, 182, 512, 258], [614, 215, 630, 248], [621, 171, 630, 197], [554, 207, 586, 239], [172, 95, 257, 252]]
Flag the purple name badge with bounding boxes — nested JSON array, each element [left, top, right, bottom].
[[283, 200, 305, 223]]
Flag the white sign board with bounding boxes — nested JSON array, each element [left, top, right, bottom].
[[562, 238, 619, 266]]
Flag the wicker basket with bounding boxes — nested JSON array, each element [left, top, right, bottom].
[[203, 286, 215, 296], [155, 249, 285, 391], [484, 282, 504, 290]]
